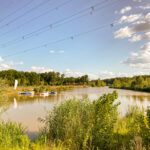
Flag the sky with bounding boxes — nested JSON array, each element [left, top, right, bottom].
[[0, 0, 150, 79]]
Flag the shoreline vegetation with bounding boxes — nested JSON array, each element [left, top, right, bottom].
[[104, 75, 150, 93], [0, 91, 149, 149], [0, 69, 105, 95], [0, 70, 150, 149], [0, 70, 105, 88], [7, 85, 88, 95], [0, 70, 150, 95]]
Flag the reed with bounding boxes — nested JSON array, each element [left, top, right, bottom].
[[0, 91, 149, 149]]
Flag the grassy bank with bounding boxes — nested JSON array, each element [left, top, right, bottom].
[[7, 85, 88, 95], [0, 92, 149, 150], [104, 76, 150, 93]]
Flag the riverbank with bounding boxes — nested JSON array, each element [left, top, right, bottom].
[[109, 86, 150, 93], [104, 75, 150, 93], [7, 85, 89, 95], [0, 92, 149, 150]]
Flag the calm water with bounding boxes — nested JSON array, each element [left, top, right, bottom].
[[1, 87, 150, 137]]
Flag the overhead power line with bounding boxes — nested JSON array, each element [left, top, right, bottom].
[[2, 22, 116, 59], [1, 0, 118, 48], [0, 0, 73, 38], [0, 0, 34, 23], [0, 0, 52, 29]]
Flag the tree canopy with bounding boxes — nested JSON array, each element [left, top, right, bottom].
[[0, 70, 91, 86], [104, 75, 150, 92]]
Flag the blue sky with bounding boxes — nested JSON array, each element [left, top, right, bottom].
[[0, 0, 150, 79]]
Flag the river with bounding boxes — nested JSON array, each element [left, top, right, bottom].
[[1, 87, 150, 139]]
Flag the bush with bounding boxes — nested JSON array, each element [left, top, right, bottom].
[[0, 78, 8, 101], [0, 91, 149, 150], [39, 91, 120, 149], [114, 107, 150, 149], [0, 122, 30, 149]]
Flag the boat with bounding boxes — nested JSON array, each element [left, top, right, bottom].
[[19, 92, 32, 95], [40, 92, 49, 96], [50, 91, 57, 95]]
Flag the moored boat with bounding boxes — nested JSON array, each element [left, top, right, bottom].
[[50, 91, 57, 95], [19, 92, 32, 95], [40, 92, 49, 96]]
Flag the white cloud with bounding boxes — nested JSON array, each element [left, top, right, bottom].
[[30, 66, 53, 73], [145, 12, 150, 22], [50, 50, 55, 54], [64, 69, 84, 78], [63, 69, 100, 80], [88, 74, 99, 80], [139, 5, 150, 10], [0, 61, 23, 70], [99, 70, 115, 79], [118, 14, 142, 24], [122, 42, 150, 69], [114, 12, 150, 39], [64, 69, 145, 80], [128, 34, 142, 42], [140, 42, 150, 51], [0, 64, 10, 70], [64, 69, 150, 79], [64, 69, 117, 80], [129, 32, 150, 42], [114, 26, 133, 39], [0, 57, 3, 62], [120, 6, 132, 14]]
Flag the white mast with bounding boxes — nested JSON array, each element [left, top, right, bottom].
[[14, 80, 18, 90]]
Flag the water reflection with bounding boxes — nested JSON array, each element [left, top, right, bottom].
[[13, 98, 17, 109], [1, 87, 150, 133]]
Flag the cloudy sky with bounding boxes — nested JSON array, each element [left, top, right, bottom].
[[0, 0, 150, 79]]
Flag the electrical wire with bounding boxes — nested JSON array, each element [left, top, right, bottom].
[[1, 0, 118, 48], [0, 0, 52, 29], [2, 22, 116, 59], [0, 0, 73, 38], [0, 0, 35, 23]]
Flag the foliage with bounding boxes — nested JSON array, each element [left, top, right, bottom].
[[90, 78, 106, 87], [0, 78, 7, 100], [0, 92, 149, 149], [38, 92, 150, 150], [104, 75, 150, 92], [38, 92, 120, 149], [0, 122, 30, 149], [0, 70, 91, 86], [114, 107, 150, 150], [0, 122, 66, 150]]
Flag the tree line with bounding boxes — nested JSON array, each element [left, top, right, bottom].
[[0, 69, 105, 87], [104, 75, 150, 92], [1, 70, 149, 91]]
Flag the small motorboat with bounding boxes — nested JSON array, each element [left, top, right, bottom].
[[19, 92, 32, 95], [50, 91, 57, 95], [40, 92, 49, 96]]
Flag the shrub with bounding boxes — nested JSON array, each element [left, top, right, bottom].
[[0, 122, 30, 149], [39, 91, 120, 149], [114, 107, 150, 149]]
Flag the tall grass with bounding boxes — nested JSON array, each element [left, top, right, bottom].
[[38, 91, 119, 149], [38, 91, 150, 150], [0, 122, 30, 150], [0, 91, 149, 149]]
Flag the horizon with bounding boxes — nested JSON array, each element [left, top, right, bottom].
[[0, 0, 150, 80], [1, 69, 150, 81]]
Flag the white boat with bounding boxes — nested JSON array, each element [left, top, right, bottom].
[[40, 92, 49, 96], [50, 91, 57, 95]]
